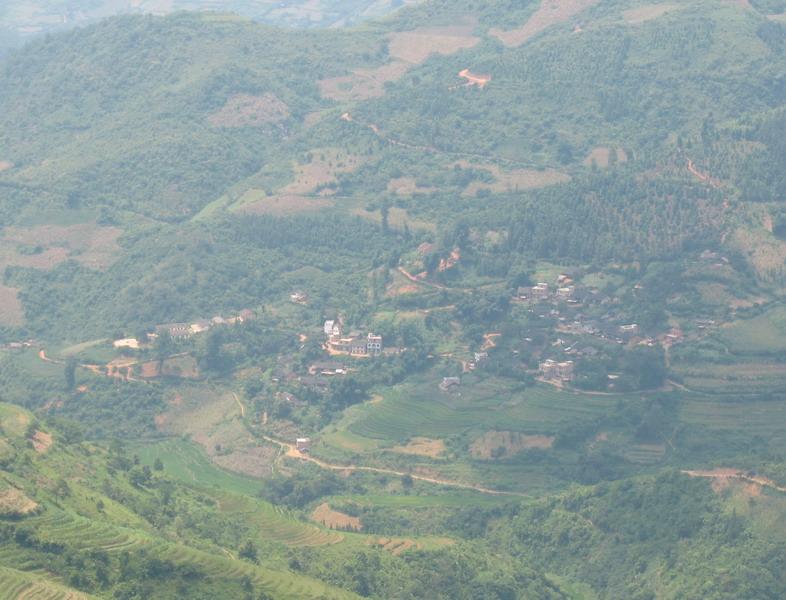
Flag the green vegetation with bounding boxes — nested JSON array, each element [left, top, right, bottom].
[[2, 0, 786, 597]]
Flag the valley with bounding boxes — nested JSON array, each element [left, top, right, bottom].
[[2, 0, 786, 597]]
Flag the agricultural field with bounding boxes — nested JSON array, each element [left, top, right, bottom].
[[715, 305, 786, 354]]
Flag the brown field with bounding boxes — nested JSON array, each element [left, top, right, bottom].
[[583, 146, 628, 168], [0, 285, 24, 326], [387, 177, 437, 196], [390, 437, 446, 458], [354, 206, 436, 232], [388, 22, 480, 64], [311, 503, 362, 530], [281, 149, 364, 195], [470, 430, 554, 459], [622, 4, 679, 24], [0, 487, 38, 517], [458, 161, 569, 196], [0, 222, 121, 271], [730, 224, 786, 281], [319, 61, 410, 102], [208, 93, 290, 127], [0, 161, 12, 172], [158, 387, 278, 478], [490, 0, 600, 47], [238, 193, 335, 216], [132, 355, 200, 380], [237, 149, 362, 214]]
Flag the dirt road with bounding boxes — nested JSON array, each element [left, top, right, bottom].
[[258, 431, 525, 497], [682, 469, 786, 493]]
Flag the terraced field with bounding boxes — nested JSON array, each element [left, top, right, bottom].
[[11, 508, 355, 599], [135, 438, 263, 496], [680, 394, 786, 448], [218, 493, 345, 547], [0, 566, 93, 600], [349, 378, 631, 442]]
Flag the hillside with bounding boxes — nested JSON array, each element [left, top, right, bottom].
[[2, 0, 786, 598]]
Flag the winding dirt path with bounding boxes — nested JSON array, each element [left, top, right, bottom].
[[257, 429, 525, 497], [687, 158, 721, 189], [682, 469, 786, 493]]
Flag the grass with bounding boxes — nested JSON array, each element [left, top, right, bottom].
[[134, 438, 263, 497], [716, 305, 786, 354], [19, 506, 352, 599], [0, 402, 31, 436], [347, 375, 627, 442], [680, 394, 786, 449]]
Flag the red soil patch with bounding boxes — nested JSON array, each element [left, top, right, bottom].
[[31, 430, 53, 453], [458, 69, 491, 88], [208, 93, 290, 127], [388, 22, 480, 64], [0, 285, 24, 326], [491, 0, 600, 47]]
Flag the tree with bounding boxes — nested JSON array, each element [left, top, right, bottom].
[[239, 540, 259, 564], [153, 458, 164, 471], [64, 357, 77, 391], [155, 330, 174, 366]]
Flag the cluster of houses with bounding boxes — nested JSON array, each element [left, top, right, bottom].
[[323, 320, 383, 357], [155, 309, 255, 340], [518, 275, 577, 304], [539, 359, 575, 382], [0, 339, 36, 351]]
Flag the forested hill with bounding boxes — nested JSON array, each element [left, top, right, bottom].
[[0, 0, 784, 338]]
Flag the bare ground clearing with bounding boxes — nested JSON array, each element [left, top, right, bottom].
[[0, 487, 38, 516], [623, 4, 678, 24], [0, 285, 24, 326], [319, 61, 410, 102], [387, 177, 437, 196], [311, 503, 362, 530], [390, 437, 446, 458], [0, 161, 12, 172], [0, 222, 121, 271], [491, 0, 600, 47], [238, 193, 335, 216], [456, 160, 569, 195], [470, 431, 554, 459], [208, 93, 290, 127], [32, 430, 53, 454], [388, 22, 480, 64]]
